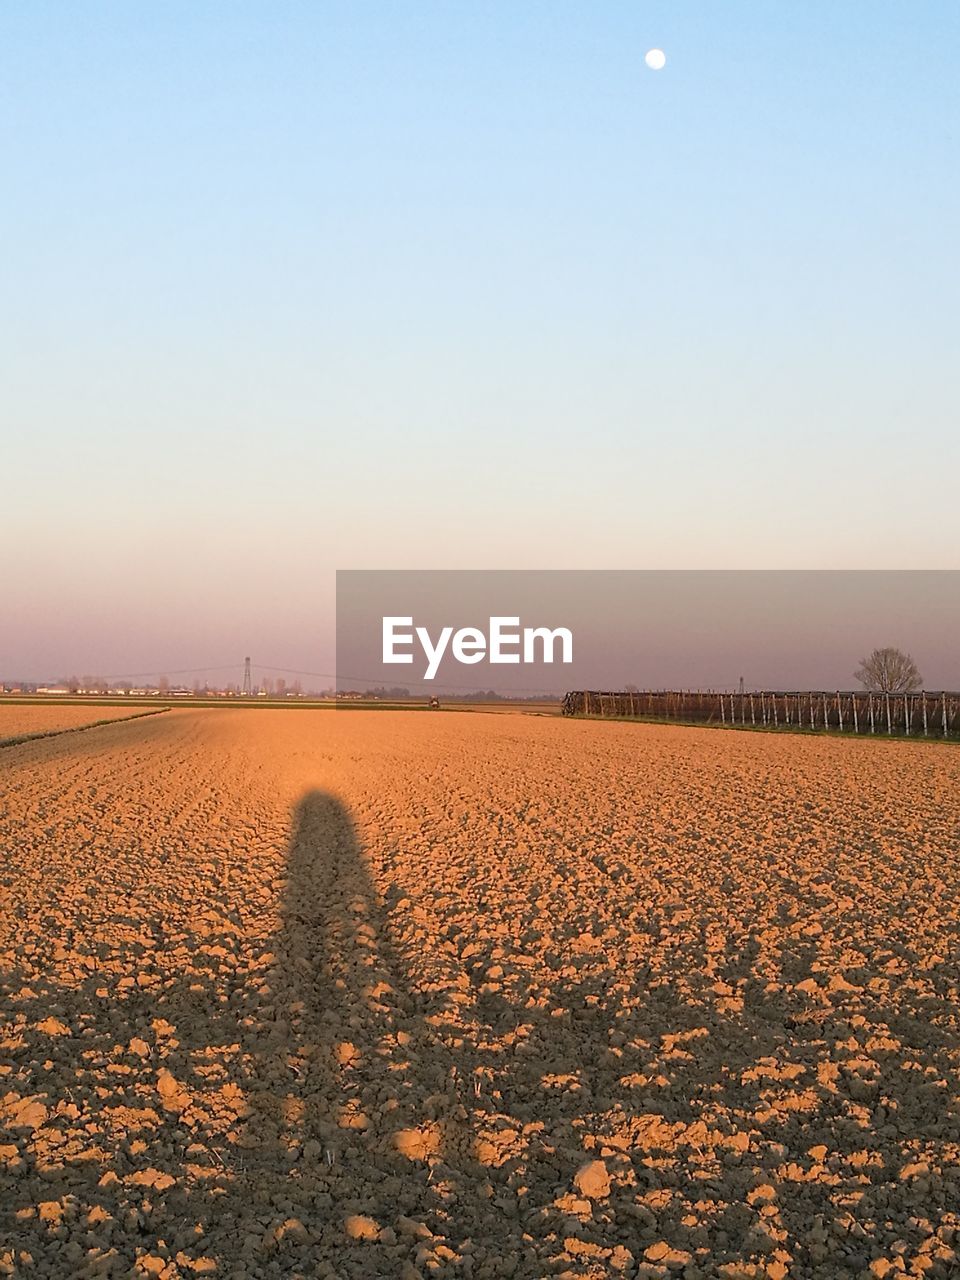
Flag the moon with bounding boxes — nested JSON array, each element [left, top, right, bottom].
[[645, 48, 666, 71]]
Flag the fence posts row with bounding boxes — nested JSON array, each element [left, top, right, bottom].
[[561, 690, 959, 738]]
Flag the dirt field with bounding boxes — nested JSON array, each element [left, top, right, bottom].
[[2, 710, 959, 1279], [0, 703, 162, 745]]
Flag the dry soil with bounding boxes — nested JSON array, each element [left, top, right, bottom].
[[1, 709, 959, 1280]]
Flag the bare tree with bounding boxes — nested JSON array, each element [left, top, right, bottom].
[[854, 647, 922, 694]]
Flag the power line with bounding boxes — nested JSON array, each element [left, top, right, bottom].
[[96, 658, 758, 697], [102, 663, 244, 679], [254, 664, 568, 694], [98, 658, 566, 696]]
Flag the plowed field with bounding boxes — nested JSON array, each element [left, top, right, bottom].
[[2, 710, 959, 1279]]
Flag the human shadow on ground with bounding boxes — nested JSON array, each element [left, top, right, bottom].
[[3, 789, 960, 1278], [3, 791, 586, 1277]]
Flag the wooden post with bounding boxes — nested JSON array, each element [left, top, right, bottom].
[[922, 692, 928, 736], [869, 694, 875, 733], [773, 694, 779, 728], [837, 692, 843, 732], [810, 694, 815, 731], [852, 694, 859, 734], [885, 693, 892, 735], [822, 692, 829, 730], [750, 693, 756, 725], [903, 694, 910, 736], [943, 692, 949, 737]]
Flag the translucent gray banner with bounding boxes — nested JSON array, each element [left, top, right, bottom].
[[336, 570, 959, 698]]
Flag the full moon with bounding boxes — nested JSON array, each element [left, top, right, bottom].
[[645, 48, 666, 71]]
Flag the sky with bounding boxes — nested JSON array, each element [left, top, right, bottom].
[[2, 3, 958, 681]]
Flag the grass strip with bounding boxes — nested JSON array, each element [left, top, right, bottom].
[[0, 708, 170, 751]]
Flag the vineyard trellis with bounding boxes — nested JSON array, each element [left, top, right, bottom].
[[561, 690, 960, 738]]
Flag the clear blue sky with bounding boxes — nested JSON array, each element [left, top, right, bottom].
[[2, 3, 958, 679]]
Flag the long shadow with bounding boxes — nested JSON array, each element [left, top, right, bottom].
[[4, 789, 960, 1278], [2, 791, 567, 1276]]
